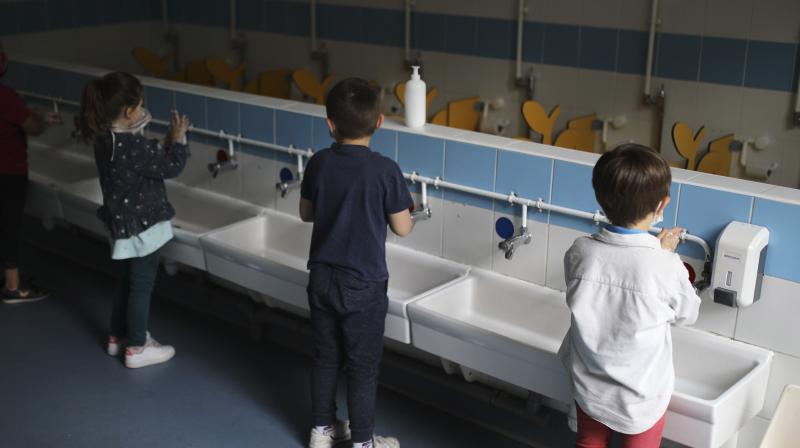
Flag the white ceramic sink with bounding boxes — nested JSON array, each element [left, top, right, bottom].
[[56, 177, 262, 270], [200, 211, 470, 343], [408, 268, 773, 448], [25, 141, 97, 224]]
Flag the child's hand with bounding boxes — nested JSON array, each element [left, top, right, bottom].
[[43, 111, 62, 125], [657, 227, 682, 252], [169, 110, 190, 143]]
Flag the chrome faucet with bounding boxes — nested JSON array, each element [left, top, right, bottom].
[[498, 201, 532, 260], [208, 137, 238, 178], [409, 176, 432, 224], [275, 151, 309, 199], [499, 226, 532, 260]]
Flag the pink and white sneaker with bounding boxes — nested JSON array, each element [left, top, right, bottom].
[[107, 336, 127, 356], [124, 334, 175, 369]]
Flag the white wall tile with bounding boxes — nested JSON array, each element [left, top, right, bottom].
[[574, 69, 617, 118], [532, 0, 582, 26], [736, 276, 800, 358], [749, 0, 800, 43], [704, 0, 754, 40], [239, 152, 277, 208], [545, 224, 588, 291], [759, 352, 800, 419], [658, 0, 708, 36], [397, 194, 445, 256], [617, 0, 651, 31], [491, 211, 548, 285], [441, 200, 494, 269], [692, 287, 739, 338], [580, 0, 621, 29], [694, 83, 744, 133]]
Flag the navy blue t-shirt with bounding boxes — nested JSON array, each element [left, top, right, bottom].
[[301, 142, 413, 281]]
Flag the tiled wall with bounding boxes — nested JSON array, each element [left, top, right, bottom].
[[9, 51, 800, 445], [157, 0, 800, 190], [0, 0, 162, 35]]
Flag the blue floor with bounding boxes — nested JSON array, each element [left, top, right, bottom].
[[0, 236, 536, 447]]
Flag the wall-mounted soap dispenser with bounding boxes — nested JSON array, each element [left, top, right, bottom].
[[710, 221, 769, 307]]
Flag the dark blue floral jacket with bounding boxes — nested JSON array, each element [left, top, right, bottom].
[[94, 132, 190, 240]]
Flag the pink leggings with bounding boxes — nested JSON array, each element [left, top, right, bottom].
[[576, 405, 666, 448]]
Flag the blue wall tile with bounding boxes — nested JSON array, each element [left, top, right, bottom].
[[414, 12, 446, 52], [476, 17, 514, 60], [656, 33, 701, 81], [700, 37, 747, 86], [397, 133, 443, 178], [284, 1, 310, 36], [371, 128, 397, 160], [148, 0, 163, 20], [522, 21, 544, 63], [18, 1, 48, 33], [744, 41, 798, 92], [100, 0, 127, 24], [663, 183, 680, 228], [318, 4, 362, 43], [312, 116, 333, 150], [543, 23, 579, 67], [445, 15, 477, 56], [579, 27, 618, 71], [361, 7, 404, 47], [240, 104, 274, 144], [264, 1, 286, 34], [74, 0, 102, 27], [63, 72, 90, 102], [145, 87, 175, 122], [237, 0, 264, 31], [175, 92, 207, 128], [676, 184, 752, 260], [617, 30, 648, 75], [751, 199, 800, 282], [126, 0, 151, 22], [46, 0, 74, 30], [443, 141, 496, 209], [551, 161, 602, 234], [275, 110, 312, 150], [207, 98, 240, 135], [494, 150, 552, 223]]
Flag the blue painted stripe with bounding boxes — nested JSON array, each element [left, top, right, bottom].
[[656, 33, 702, 81], [744, 40, 798, 92], [579, 27, 618, 71], [700, 37, 747, 86], [543, 23, 579, 67]]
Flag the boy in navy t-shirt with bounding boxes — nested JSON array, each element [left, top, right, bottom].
[[300, 78, 413, 448]]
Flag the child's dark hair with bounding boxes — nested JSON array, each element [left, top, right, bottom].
[[78, 71, 143, 142], [325, 78, 381, 141], [592, 143, 671, 227]]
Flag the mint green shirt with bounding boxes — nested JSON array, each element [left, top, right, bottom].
[[111, 220, 173, 260]]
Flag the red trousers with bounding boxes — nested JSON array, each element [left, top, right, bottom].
[[576, 405, 666, 448]]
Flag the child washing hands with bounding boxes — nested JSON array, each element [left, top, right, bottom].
[[559, 144, 701, 448], [79, 71, 190, 368]]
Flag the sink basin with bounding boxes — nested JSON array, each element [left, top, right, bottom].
[[25, 141, 98, 224], [407, 268, 773, 448], [200, 212, 470, 343], [57, 178, 263, 270]]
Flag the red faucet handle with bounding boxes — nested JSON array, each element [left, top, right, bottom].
[[408, 204, 416, 213], [216, 149, 229, 162], [684, 262, 696, 284]]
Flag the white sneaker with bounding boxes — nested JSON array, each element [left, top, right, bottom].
[[372, 436, 400, 448], [124, 334, 175, 369], [107, 336, 127, 356], [308, 420, 351, 448]]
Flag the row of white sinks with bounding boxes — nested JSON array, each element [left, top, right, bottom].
[[25, 140, 772, 448]]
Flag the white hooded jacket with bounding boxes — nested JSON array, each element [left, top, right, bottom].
[[558, 227, 701, 434]]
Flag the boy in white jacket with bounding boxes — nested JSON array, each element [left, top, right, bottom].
[[558, 144, 701, 448]]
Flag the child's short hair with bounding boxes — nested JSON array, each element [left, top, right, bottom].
[[325, 78, 381, 141], [592, 143, 671, 227]]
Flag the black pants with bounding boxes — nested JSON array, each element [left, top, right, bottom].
[[110, 250, 161, 347], [307, 265, 388, 444], [0, 174, 28, 271]]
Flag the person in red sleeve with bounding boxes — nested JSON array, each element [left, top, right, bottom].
[[0, 41, 61, 303]]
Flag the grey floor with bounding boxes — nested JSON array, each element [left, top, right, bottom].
[[0, 232, 542, 447]]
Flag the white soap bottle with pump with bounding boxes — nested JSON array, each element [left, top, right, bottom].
[[404, 65, 426, 129]]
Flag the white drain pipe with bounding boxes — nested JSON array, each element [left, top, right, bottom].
[[515, 0, 525, 80], [644, 0, 660, 101]]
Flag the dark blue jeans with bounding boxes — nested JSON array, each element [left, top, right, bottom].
[[0, 174, 28, 270], [307, 265, 388, 444], [110, 250, 161, 347]]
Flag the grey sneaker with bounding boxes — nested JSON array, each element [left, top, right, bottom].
[[372, 436, 400, 448], [125, 334, 175, 369], [308, 420, 351, 448]]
